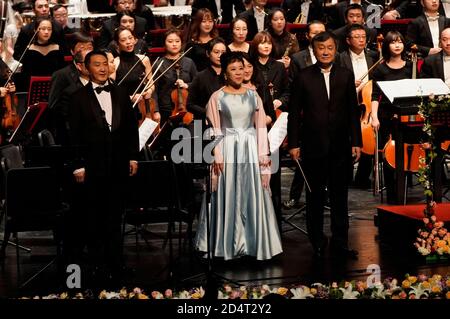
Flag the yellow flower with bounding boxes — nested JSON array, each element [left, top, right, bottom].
[[445, 280, 450, 288], [408, 276, 417, 284], [402, 280, 411, 289], [277, 287, 288, 295], [436, 240, 446, 248], [431, 286, 441, 294], [191, 292, 202, 299], [446, 292, 450, 299], [432, 274, 442, 281], [310, 288, 317, 295], [421, 281, 430, 289], [138, 294, 149, 299]]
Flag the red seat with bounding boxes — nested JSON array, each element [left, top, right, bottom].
[[148, 47, 166, 61], [380, 19, 413, 37]]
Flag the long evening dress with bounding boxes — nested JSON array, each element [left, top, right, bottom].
[[194, 87, 283, 260]]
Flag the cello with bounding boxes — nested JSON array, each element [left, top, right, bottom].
[[170, 62, 193, 125]]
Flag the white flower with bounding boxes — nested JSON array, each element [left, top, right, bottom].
[[290, 286, 314, 299], [339, 284, 360, 299], [217, 291, 229, 299], [409, 285, 429, 299], [104, 292, 121, 299], [176, 291, 191, 299], [371, 283, 386, 299], [418, 246, 431, 255]]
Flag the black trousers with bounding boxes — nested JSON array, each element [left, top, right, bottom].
[[303, 154, 350, 250], [84, 175, 125, 271]]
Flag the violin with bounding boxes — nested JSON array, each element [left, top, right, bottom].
[[1, 77, 20, 144], [170, 62, 192, 125]]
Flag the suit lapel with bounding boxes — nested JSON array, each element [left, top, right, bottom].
[[86, 82, 106, 129], [437, 52, 445, 81], [342, 51, 353, 73], [110, 85, 121, 131], [421, 15, 434, 47], [439, 16, 445, 34], [305, 50, 312, 67], [365, 52, 374, 69]]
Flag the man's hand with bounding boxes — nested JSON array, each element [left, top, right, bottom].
[[289, 147, 300, 160], [429, 47, 442, 55], [213, 160, 224, 176], [73, 169, 85, 183], [383, 10, 400, 20], [273, 99, 282, 110], [0, 87, 7, 97], [152, 111, 161, 123], [352, 146, 361, 163], [129, 161, 138, 176]]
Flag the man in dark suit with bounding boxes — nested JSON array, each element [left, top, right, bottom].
[[14, 0, 67, 60], [281, 0, 324, 24], [68, 50, 139, 285], [339, 24, 377, 189], [406, 0, 450, 57], [192, 0, 245, 24], [97, 0, 148, 49], [288, 31, 362, 259], [238, 0, 270, 41], [332, 4, 377, 53], [48, 32, 94, 145], [420, 27, 450, 83]]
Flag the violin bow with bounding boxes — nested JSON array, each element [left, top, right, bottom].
[[117, 54, 148, 86], [131, 46, 193, 109], [5, 28, 40, 87], [130, 57, 162, 104]]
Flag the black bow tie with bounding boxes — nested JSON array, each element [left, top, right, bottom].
[[94, 84, 112, 94]]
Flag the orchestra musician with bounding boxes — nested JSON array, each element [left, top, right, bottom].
[[48, 32, 94, 145], [187, 37, 226, 122], [153, 28, 197, 125], [185, 8, 219, 72], [191, 0, 246, 24], [228, 17, 250, 53], [67, 50, 139, 286], [14, 0, 67, 61], [370, 31, 412, 204], [339, 24, 377, 190], [288, 31, 362, 259], [420, 26, 450, 84], [406, 0, 450, 57], [281, 0, 324, 25], [267, 8, 300, 69], [238, 0, 270, 41]]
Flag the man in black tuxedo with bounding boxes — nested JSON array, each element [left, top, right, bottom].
[[332, 4, 377, 53], [68, 50, 139, 285], [238, 0, 270, 41], [97, 0, 148, 48], [192, 0, 245, 24], [420, 26, 450, 83], [407, 0, 450, 57], [288, 31, 362, 259], [14, 0, 67, 60], [48, 32, 94, 145]]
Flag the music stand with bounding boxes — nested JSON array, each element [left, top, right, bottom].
[[9, 102, 47, 146], [27, 76, 52, 106]]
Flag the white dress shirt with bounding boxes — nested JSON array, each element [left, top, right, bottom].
[[321, 67, 331, 99], [349, 50, 369, 85], [443, 54, 450, 87], [92, 82, 112, 131], [254, 7, 266, 33], [443, 0, 450, 18], [300, 0, 311, 24], [426, 14, 440, 48], [79, 77, 89, 86], [215, 0, 222, 22]]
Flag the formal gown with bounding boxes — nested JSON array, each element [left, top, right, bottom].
[[194, 88, 283, 261]]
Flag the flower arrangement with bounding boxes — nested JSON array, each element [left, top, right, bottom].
[[415, 94, 450, 258], [20, 274, 450, 300]]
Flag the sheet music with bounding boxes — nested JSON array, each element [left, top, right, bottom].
[[139, 118, 158, 151], [268, 112, 288, 153], [377, 78, 450, 103]]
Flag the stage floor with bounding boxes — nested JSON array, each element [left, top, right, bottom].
[[1, 167, 449, 297]]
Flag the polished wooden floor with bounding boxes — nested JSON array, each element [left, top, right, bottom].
[[1, 167, 449, 298]]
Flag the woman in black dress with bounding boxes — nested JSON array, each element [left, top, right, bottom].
[[113, 26, 159, 123], [371, 31, 413, 203]]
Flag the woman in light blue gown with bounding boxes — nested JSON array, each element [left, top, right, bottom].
[[195, 52, 283, 261]]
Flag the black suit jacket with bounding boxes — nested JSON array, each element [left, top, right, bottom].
[[192, 0, 245, 24], [68, 82, 139, 179], [288, 63, 362, 159], [420, 51, 445, 81], [13, 20, 66, 61], [289, 48, 313, 83], [239, 8, 270, 41], [98, 14, 148, 49], [338, 49, 376, 75], [406, 14, 450, 56], [333, 1, 369, 29], [48, 64, 86, 145]]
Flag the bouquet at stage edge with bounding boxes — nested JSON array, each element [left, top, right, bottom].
[[414, 201, 450, 256]]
